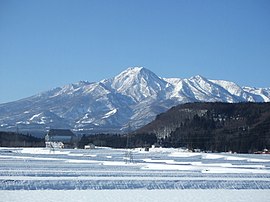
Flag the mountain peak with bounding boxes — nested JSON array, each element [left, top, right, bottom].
[[190, 75, 207, 81], [119, 67, 153, 77], [126, 66, 144, 72], [112, 67, 159, 87], [109, 67, 166, 102]]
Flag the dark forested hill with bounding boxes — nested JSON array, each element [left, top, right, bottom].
[[136, 102, 270, 153]]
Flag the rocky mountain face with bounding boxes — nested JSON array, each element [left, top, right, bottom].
[[0, 67, 269, 136]]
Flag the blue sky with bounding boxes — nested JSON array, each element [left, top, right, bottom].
[[0, 0, 270, 104]]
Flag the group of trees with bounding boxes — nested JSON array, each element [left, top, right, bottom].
[[0, 130, 157, 149], [0, 131, 45, 147], [161, 113, 269, 153], [78, 133, 157, 149]]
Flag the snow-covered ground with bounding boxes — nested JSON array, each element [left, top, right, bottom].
[[0, 147, 270, 201], [2, 190, 270, 202]]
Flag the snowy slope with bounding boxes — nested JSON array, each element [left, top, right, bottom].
[[0, 67, 269, 135]]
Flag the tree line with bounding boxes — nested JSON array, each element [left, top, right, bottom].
[[0, 131, 45, 147]]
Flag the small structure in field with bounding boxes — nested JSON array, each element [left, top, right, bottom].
[[84, 143, 95, 149], [45, 129, 77, 149]]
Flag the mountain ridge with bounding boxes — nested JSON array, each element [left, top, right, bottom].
[[0, 67, 270, 136]]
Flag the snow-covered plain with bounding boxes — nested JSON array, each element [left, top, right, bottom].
[[0, 147, 270, 201]]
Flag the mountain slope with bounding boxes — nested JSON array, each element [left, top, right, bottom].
[[0, 67, 269, 135]]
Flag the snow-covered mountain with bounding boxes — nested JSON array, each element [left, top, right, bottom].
[[0, 67, 269, 135]]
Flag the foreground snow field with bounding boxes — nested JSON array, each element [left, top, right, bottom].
[[2, 190, 270, 202], [0, 147, 270, 201]]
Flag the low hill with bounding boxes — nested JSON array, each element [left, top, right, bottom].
[[136, 102, 270, 153]]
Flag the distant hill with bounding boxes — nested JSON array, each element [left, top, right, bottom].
[[136, 102, 270, 153], [0, 132, 45, 147]]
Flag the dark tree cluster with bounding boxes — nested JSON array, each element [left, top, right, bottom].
[[78, 133, 157, 149], [0, 131, 45, 147]]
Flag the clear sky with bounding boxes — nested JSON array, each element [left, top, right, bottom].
[[0, 0, 270, 104]]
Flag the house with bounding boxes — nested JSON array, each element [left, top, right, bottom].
[[45, 129, 77, 149]]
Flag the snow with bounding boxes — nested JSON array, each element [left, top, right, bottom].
[[20, 148, 70, 155], [210, 79, 243, 97], [102, 108, 118, 119], [0, 147, 270, 201], [203, 153, 270, 163], [2, 190, 270, 202], [29, 113, 42, 121], [169, 152, 201, 158], [243, 87, 270, 102], [203, 153, 225, 159]]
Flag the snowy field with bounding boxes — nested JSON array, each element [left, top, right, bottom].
[[0, 147, 270, 201]]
